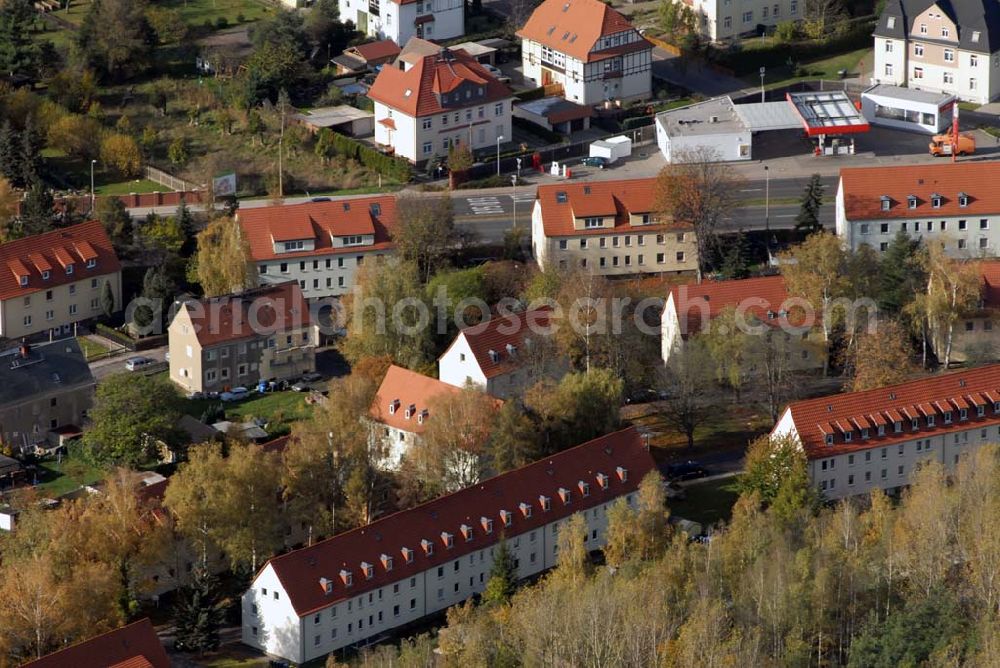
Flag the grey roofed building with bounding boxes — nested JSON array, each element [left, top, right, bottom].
[[874, 0, 1000, 53], [0, 339, 95, 451]]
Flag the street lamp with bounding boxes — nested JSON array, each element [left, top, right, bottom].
[[759, 67, 766, 103], [90, 159, 97, 214], [511, 174, 518, 228], [764, 165, 770, 234], [496, 135, 504, 175]]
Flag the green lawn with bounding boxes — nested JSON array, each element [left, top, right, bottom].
[[183, 390, 315, 436], [669, 475, 743, 527], [96, 179, 165, 196], [76, 336, 113, 361], [35, 456, 106, 497], [168, 0, 274, 29], [745, 47, 871, 89]]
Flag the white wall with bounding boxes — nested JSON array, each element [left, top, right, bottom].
[[438, 334, 489, 390], [873, 37, 907, 85], [838, 211, 1000, 258], [376, 99, 513, 164], [861, 91, 946, 133], [660, 294, 681, 365], [255, 249, 390, 299], [520, 38, 650, 106], [657, 124, 751, 163], [244, 494, 637, 663]]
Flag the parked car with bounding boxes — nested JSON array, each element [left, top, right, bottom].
[[185, 391, 205, 400], [581, 156, 609, 169], [482, 63, 511, 83], [300, 372, 324, 383], [220, 387, 250, 402], [666, 460, 709, 481], [625, 388, 658, 404], [291, 380, 312, 392], [125, 356, 154, 371]]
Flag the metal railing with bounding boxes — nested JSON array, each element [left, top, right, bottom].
[[145, 166, 200, 192]]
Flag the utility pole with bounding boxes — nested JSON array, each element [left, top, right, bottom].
[[759, 67, 766, 103], [511, 174, 518, 228]]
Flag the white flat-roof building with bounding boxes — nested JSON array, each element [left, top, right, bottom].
[[861, 84, 955, 134]]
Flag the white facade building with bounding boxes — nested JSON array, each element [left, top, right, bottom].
[[339, 0, 464, 46], [860, 83, 955, 134], [368, 40, 514, 164], [236, 196, 397, 300], [872, 0, 1000, 104], [517, 0, 653, 106], [771, 365, 1000, 500], [684, 0, 803, 41], [241, 427, 657, 663], [836, 162, 1000, 257]]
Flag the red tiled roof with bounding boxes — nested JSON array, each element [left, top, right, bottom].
[[237, 196, 396, 262], [979, 260, 1000, 308], [535, 178, 686, 238], [781, 364, 1000, 459], [263, 426, 656, 616], [839, 162, 1000, 221], [370, 365, 464, 433], [442, 307, 553, 379], [666, 275, 807, 336], [350, 39, 402, 62], [22, 619, 169, 668], [368, 46, 512, 117], [180, 281, 311, 348], [516, 0, 649, 63], [0, 220, 120, 302]]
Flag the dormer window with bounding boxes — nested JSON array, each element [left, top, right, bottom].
[[825, 433, 834, 445], [488, 349, 500, 363], [960, 408, 968, 420], [441, 532, 454, 549], [404, 404, 416, 419], [973, 30, 981, 42], [978, 404, 985, 417], [578, 481, 590, 497], [86, 258, 96, 269], [421, 538, 434, 556], [417, 409, 429, 424], [402, 547, 414, 563], [370, 202, 382, 216], [994, 401, 1000, 413], [844, 431, 853, 442], [388, 398, 400, 415], [596, 473, 609, 490], [320, 577, 333, 594], [912, 418, 920, 430], [481, 516, 494, 534], [927, 415, 936, 427], [65, 263, 73, 275], [894, 420, 902, 432], [558, 487, 571, 504], [381, 554, 393, 571], [583, 217, 603, 228], [500, 509, 512, 527], [887, 16, 895, 28], [908, 195, 917, 209], [18, 275, 27, 287], [877, 424, 885, 436], [539, 495, 551, 511], [943, 411, 952, 424], [342, 235, 364, 246], [340, 569, 353, 586], [880, 195, 891, 210], [932, 194, 942, 208], [519, 502, 532, 518], [959, 193, 969, 207], [460, 524, 473, 541], [861, 428, 869, 439], [284, 241, 305, 252], [616, 466, 628, 482], [361, 562, 374, 579]]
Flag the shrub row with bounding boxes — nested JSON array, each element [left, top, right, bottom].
[[323, 130, 413, 182], [709, 22, 875, 75]]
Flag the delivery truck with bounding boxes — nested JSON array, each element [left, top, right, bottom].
[[929, 132, 976, 156]]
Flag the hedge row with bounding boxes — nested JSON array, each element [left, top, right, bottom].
[[324, 130, 413, 182], [622, 116, 654, 131], [709, 22, 875, 75], [515, 87, 546, 102], [95, 323, 167, 351]]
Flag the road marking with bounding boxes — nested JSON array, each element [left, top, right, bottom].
[[739, 188, 762, 192], [467, 196, 505, 215], [775, 214, 796, 218], [512, 193, 535, 202]]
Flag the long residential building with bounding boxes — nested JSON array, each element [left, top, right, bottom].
[[237, 196, 397, 300], [22, 618, 169, 668], [683, 0, 804, 42], [437, 307, 566, 399], [661, 275, 824, 371], [241, 427, 657, 663], [339, 0, 464, 47], [836, 162, 1000, 256], [368, 39, 514, 164], [872, 0, 1000, 104], [168, 281, 316, 394], [517, 0, 652, 106], [0, 220, 122, 340], [531, 178, 697, 276], [771, 364, 1000, 500]]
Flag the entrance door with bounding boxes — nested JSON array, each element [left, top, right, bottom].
[[541, 69, 554, 85]]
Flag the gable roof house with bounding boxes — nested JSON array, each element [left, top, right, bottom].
[[437, 307, 566, 399], [168, 282, 316, 394], [22, 618, 169, 668], [339, 0, 465, 48], [0, 339, 95, 453], [772, 364, 1000, 499], [836, 162, 1000, 256], [661, 275, 823, 371], [237, 195, 397, 299], [368, 39, 514, 164], [241, 426, 657, 664], [0, 220, 122, 341], [532, 178, 697, 276], [517, 0, 653, 106], [873, 0, 1000, 104], [332, 39, 402, 74]]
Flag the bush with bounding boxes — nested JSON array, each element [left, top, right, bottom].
[[515, 87, 546, 102], [313, 128, 412, 182], [775, 20, 798, 42], [622, 116, 654, 130], [455, 175, 528, 189], [710, 21, 874, 75], [215, 16, 228, 29], [236, 12, 245, 23]]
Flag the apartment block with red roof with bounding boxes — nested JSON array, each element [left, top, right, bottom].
[[517, 0, 652, 106], [241, 426, 656, 663], [22, 618, 169, 668], [772, 364, 1000, 499], [661, 275, 824, 371], [437, 307, 567, 399], [531, 178, 697, 276], [167, 281, 316, 394], [0, 220, 122, 341], [836, 162, 1000, 257], [339, 0, 464, 48], [368, 39, 514, 163], [368, 364, 465, 469], [236, 196, 396, 299]]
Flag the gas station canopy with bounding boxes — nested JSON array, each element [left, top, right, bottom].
[[785, 91, 870, 137]]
